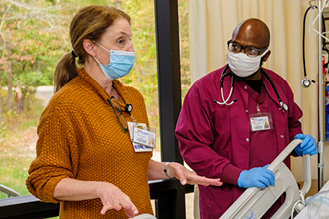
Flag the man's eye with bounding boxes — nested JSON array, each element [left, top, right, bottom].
[[231, 44, 240, 51], [247, 47, 258, 54]]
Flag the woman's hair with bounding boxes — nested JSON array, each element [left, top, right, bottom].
[[54, 5, 131, 92]]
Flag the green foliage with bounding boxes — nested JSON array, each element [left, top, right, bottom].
[[0, 1, 69, 88], [178, 0, 191, 96], [0, 0, 191, 203], [0, 99, 44, 199], [120, 0, 159, 136], [0, 152, 32, 198], [119, 0, 190, 137], [0, 121, 8, 137], [0, 0, 191, 124]]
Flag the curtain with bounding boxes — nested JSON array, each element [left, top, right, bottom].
[[188, 0, 328, 184]]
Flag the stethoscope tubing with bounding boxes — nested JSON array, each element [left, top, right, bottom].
[[217, 70, 235, 105], [261, 69, 288, 111], [215, 65, 288, 111]]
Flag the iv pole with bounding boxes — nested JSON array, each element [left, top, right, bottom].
[[317, 0, 324, 190]]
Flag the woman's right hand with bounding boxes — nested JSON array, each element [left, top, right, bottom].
[[96, 182, 139, 217], [53, 178, 138, 217]]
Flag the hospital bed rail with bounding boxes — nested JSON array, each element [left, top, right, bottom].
[[220, 139, 311, 219]]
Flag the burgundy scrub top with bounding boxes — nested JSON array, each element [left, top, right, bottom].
[[175, 66, 303, 219]]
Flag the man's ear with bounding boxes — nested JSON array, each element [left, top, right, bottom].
[[83, 39, 97, 56], [262, 50, 271, 62]]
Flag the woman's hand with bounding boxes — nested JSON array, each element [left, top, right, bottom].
[[96, 182, 139, 217], [167, 162, 223, 186], [53, 178, 138, 217]]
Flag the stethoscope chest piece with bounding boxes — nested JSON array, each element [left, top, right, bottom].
[[301, 78, 311, 88], [281, 102, 288, 111]]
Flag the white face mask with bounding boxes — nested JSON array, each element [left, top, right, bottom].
[[227, 49, 269, 77]]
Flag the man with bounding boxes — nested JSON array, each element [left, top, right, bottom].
[[175, 18, 318, 218]]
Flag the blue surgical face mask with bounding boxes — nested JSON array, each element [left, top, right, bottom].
[[93, 41, 135, 80]]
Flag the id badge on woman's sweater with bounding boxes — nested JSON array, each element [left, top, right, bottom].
[[127, 122, 154, 152], [249, 112, 273, 132]]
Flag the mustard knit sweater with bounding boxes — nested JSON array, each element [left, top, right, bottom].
[[26, 68, 153, 218]]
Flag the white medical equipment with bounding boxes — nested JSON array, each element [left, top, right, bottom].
[[295, 180, 329, 219], [220, 139, 311, 219], [130, 213, 157, 219], [312, 0, 327, 190]]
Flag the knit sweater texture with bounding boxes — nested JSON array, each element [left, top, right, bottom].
[[26, 68, 153, 218]]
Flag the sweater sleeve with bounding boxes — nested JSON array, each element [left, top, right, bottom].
[[26, 111, 75, 203]]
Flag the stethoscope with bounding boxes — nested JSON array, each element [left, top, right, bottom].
[[214, 65, 289, 111], [213, 67, 237, 106]]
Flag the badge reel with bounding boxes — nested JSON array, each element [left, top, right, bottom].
[[127, 122, 156, 152]]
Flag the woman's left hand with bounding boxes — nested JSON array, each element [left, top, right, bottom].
[[166, 162, 223, 186]]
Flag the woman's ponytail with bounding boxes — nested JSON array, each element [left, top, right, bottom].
[[54, 52, 78, 93]]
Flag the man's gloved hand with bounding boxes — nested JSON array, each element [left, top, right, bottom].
[[238, 165, 275, 189], [294, 134, 318, 156]]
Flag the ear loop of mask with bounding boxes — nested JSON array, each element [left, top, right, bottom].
[[92, 40, 106, 66], [93, 40, 112, 53], [93, 55, 102, 65]]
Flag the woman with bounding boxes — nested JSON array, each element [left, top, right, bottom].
[[26, 5, 222, 219]]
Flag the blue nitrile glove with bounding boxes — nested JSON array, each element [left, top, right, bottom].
[[294, 134, 318, 156], [238, 165, 275, 189]]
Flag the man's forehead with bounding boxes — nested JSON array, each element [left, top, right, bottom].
[[232, 20, 269, 47]]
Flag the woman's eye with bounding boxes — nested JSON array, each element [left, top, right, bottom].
[[118, 39, 124, 44]]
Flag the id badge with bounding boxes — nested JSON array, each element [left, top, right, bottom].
[[133, 127, 156, 148], [128, 122, 155, 152], [249, 112, 273, 132], [127, 122, 153, 152]]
